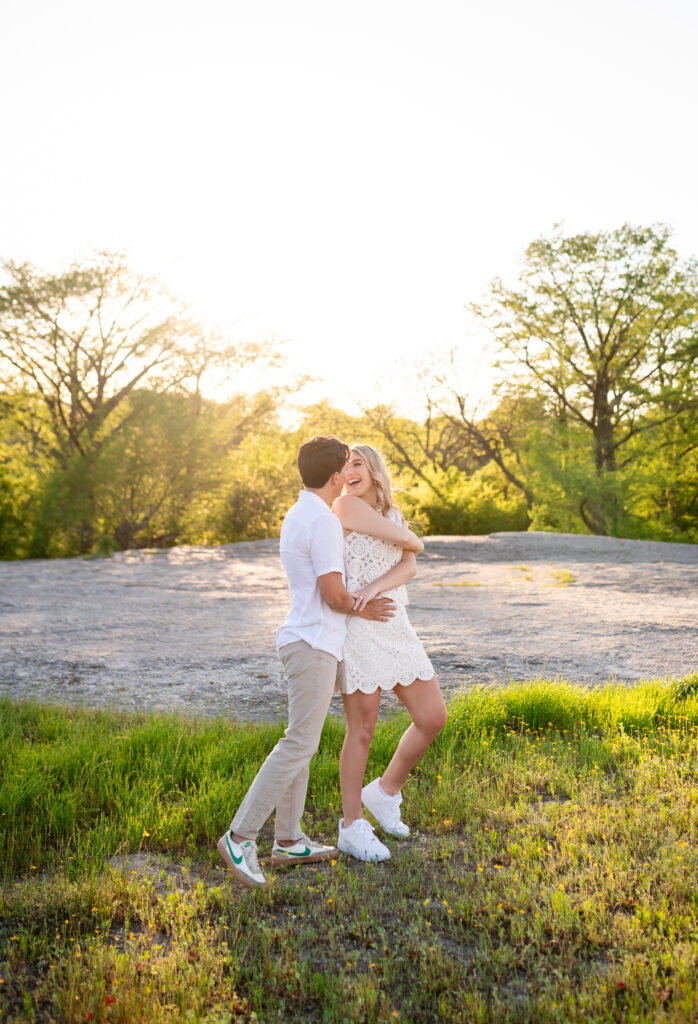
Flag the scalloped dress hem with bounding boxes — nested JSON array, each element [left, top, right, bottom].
[[335, 665, 435, 697]]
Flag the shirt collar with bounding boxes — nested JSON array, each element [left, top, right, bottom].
[[299, 489, 331, 511]]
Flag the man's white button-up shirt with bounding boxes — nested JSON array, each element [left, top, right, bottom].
[[276, 490, 347, 660]]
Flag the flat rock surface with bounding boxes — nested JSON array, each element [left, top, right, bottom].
[[1, 531, 697, 721]]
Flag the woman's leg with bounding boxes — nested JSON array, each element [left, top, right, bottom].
[[379, 676, 447, 796], [340, 689, 381, 824]]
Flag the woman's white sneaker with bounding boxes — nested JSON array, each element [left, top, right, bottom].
[[217, 832, 266, 888], [362, 778, 410, 837], [337, 817, 390, 862]]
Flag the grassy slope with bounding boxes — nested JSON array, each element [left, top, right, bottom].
[[2, 676, 698, 1023]]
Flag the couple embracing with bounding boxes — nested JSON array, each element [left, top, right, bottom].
[[218, 435, 447, 888]]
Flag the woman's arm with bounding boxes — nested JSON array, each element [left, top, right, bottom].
[[317, 572, 396, 620], [333, 495, 423, 553], [350, 550, 417, 611]]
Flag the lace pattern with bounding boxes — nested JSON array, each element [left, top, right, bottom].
[[339, 507, 434, 695], [343, 506, 409, 605]]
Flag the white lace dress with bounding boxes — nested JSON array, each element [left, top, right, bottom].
[[338, 507, 434, 695]]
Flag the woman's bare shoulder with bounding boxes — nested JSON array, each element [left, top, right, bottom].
[[333, 494, 363, 510], [333, 494, 380, 526], [333, 494, 372, 512]]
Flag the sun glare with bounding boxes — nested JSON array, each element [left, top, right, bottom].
[[1, 0, 697, 414]]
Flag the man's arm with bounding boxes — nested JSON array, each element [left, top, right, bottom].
[[318, 572, 395, 621]]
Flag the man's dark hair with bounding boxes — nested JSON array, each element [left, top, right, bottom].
[[297, 435, 349, 488]]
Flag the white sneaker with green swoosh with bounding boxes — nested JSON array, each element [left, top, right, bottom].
[[217, 832, 266, 888], [271, 833, 338, 866]]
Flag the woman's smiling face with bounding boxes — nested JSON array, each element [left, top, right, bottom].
[[345, 451, 376, 502]]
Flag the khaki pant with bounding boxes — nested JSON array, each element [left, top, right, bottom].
[[231, 640, 339, 841]]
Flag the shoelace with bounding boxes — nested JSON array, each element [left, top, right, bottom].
[[243, 842, 262, 874], [380, 792, 403, 827], [353, 819, 376, 835]]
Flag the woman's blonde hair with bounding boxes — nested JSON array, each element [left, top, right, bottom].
[[349, 443, 395, 515]]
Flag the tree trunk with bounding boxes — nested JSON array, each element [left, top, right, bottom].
[[579, 497, 608, 535]]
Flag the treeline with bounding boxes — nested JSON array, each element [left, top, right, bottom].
[[1, 225, 697, 559]]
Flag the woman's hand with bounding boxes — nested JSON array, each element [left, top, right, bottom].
[[350, 582, 382, 612]]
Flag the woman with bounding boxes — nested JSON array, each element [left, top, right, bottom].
[[333, 444, 447, 861]]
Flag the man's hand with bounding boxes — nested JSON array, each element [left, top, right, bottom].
[[357, 596, 395, 621]]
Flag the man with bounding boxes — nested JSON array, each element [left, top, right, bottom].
[[217, 435, 395, 888]]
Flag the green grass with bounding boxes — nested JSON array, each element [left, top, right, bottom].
[[3, 675, 698, 1022]]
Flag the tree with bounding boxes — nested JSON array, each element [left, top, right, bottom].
[[362, 401, 477, 503], [470, 224, 698, 533], [0, 252, 272, 552], [362, 395, 532, 535], [378, 367, 539, 511], [630, 410, 698, 540], [0, 391, 50, 556], [0, 253, 215, 465]]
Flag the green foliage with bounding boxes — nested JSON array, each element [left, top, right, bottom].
[[25, 455, 99, 557], [212, 401, 395, 543], [0, 463, 31, 558], [215, 432, 298, 542], [520, 406, 698, 540], [447, 674, 698, 738], [0, 393, 49, 557], [296, 400, 369, 447], [0, 253, 207, 471], [91, 390, 211, 551], [627, 412, 698, 542], [470, 223, 698, 536], [0, 253, 280, 557], [1, 229, 697, 557], [401, 465, 529, 535], [0, 472, 20, 557]]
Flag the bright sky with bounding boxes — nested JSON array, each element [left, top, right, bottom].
[[2, 0, 697, 414]]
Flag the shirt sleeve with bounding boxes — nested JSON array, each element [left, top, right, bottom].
[[308, 513, 345, 578]]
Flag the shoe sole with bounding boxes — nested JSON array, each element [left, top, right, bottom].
[[217, 837, 265, 889], [271, 847, 338, 867], [337, 841, 390, 863], [372, 825, 410, 838]]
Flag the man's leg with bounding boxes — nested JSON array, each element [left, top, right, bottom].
[[230, 641, 337, 841], [273, 763, 310, 844]]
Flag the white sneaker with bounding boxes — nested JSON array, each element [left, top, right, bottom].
[[217, 831, 266, 889], [271, 833, 338, 866], [362, 778, 410, 837], [337, 817, 390, 862]]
